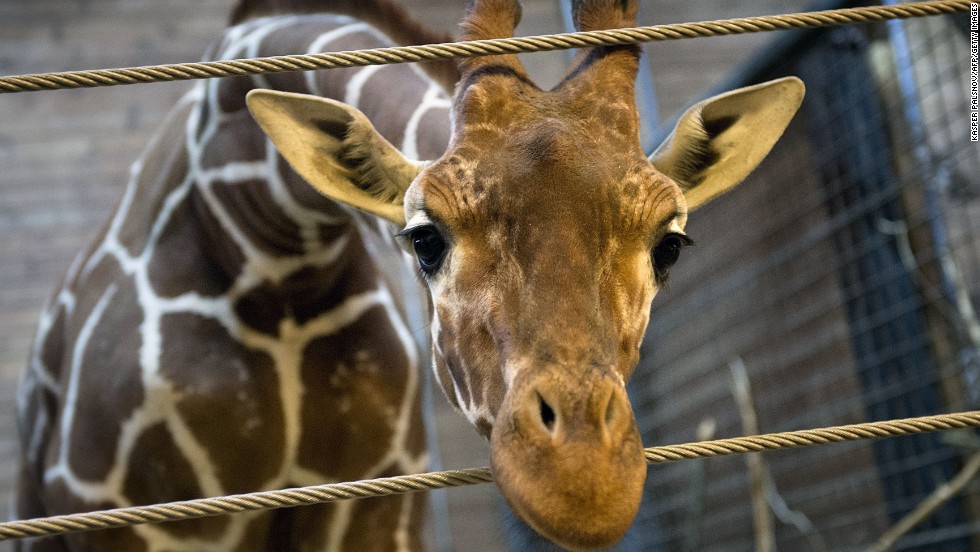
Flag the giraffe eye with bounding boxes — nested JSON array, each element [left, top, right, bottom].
[[652, 233, 693, 282], [410, 226, 447, 274]]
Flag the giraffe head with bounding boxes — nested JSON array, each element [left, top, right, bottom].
[[247, 0, 803, 547]]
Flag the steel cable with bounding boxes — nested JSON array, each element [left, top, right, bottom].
[[2, 410, 978, 541], [0, 0, 970, 94]]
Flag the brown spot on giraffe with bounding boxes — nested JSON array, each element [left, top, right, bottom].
[[158, 312, 285, 493], [148, 195, 236, 298], [123, 422, 229, 541]]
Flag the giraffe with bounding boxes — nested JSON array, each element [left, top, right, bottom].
[[14, 0, 805, 551], [248, 0, 804, 549], [15, 1, 459, 551]]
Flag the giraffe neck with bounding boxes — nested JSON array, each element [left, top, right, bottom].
[[192, 13, 452, 272], [18, 11, 452, 551]]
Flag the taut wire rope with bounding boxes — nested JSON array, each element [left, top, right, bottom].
[[0, 0, 970, 94], [1, 410, 978, 541]]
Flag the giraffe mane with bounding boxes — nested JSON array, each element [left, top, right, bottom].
[[232, 0, 380, 25], [230, 0, 460, 91], [230, 0, 451, 45]]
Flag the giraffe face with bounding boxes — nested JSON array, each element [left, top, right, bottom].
[[248, 0, 804, 546], [405, 125, 674, 551], [400, 75, 683, 548]]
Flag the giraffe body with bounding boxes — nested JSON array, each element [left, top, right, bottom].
[[16, 7, 453, 551]]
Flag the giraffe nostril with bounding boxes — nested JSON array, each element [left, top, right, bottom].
[[537, 392, 556, 433]]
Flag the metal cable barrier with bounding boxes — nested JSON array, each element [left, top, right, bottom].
[[0, 0, 970, 94], [1, 411, 978, 542], [1, 0, 978, 546]]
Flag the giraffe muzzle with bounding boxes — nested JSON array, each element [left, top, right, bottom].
[[490, 365, 646, 551]]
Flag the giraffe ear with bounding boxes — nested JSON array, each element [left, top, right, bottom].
[[246, 89, 420, 225], [649, 77, 805, 211]]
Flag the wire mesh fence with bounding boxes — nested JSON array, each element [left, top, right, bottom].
[[630, 1, 980, 550]]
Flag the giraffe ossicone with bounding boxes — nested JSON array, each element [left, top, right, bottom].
[[249, 0, 804, 549]]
